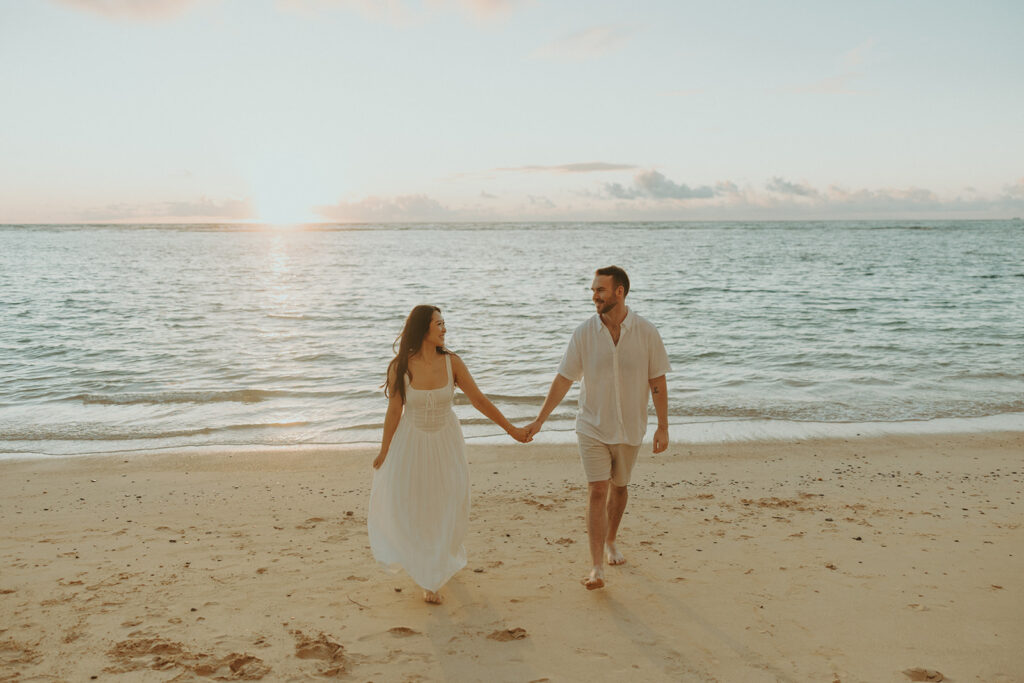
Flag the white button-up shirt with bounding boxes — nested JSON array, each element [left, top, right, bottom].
[[557, 308, 672, 446]]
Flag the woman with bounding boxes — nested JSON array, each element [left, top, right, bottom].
[[368, 305, 529, 604]]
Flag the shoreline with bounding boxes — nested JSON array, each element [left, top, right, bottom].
[[2, 432, 1022, 680], [4, 411, 1023, 461]]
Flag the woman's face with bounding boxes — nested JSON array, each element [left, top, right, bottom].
[[425, 311, 446, 348]]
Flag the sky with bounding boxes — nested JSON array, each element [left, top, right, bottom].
[[1, 0, 1023, 223]]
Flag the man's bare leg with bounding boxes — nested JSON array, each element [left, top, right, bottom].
[[582, 480, 609, 589], [605, 484, 628, 565]]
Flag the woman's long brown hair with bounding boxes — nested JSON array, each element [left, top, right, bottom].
[[384, 305, 447, 404]]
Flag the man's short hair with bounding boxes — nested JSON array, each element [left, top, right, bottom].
[[596, 266, 630, 297]]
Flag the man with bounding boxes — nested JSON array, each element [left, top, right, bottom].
[[525, 266, 671, 590]]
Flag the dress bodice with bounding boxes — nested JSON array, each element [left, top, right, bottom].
[[403, 354, 455, 432]]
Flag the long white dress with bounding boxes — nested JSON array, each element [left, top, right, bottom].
[[368, 354, 470, 592]]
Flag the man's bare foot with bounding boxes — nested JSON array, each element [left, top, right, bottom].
[[423, 590, 443, 604], [580, 567, 605, 590], [606, 541, 626, 566]]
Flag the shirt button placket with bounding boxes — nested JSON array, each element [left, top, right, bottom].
[[613, 344, 625, 441]]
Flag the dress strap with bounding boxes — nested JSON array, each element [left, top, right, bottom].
[[444, 353, 453, 387]]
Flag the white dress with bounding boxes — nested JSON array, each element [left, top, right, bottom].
[[368, 354, 470, 592]]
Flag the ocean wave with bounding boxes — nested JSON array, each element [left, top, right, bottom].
[[265, 313, 315, 320], [339, 409, 580, 433], [948, 371, 1024, 380], [0, 421, 311, 442], [666, 401, 1024, 422], [452, 393, 549, 406], [66, 389, 364, 405], [663, 413, 1024, 444]]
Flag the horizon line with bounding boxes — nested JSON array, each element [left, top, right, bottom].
[[2, 217, 1022, 227]]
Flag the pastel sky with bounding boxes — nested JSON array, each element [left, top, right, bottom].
[[2, 0, 1023, 223]]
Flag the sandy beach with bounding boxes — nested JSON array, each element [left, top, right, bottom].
[[1, 432, 1022, 682]]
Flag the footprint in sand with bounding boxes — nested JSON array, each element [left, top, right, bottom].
[[388, 627, 420, 637], [902, 668, 945, 682], [105, 636, 269, 679], [290, 629, 347, 676], [295, 517, 326, 530], [0, 638, 43, 667], [486, 628, 528, 642]]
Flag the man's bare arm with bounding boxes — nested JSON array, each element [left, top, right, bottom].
[[525, 374, 574, 437], [649, 374, 669, 453]]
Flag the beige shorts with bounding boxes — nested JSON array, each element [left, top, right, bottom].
[[577, 433, 641, 486]]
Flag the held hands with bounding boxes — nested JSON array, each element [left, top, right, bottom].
[[507, 425, 532, 444], [523, 419, 542, 441], [653, 425, 669, 454]]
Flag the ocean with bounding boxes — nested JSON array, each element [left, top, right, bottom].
[[1, 220, 1022, 458]]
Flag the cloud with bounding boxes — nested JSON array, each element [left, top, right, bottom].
[[749, 180, 1024, 215], [40, 179, 1024, 224], [51, 0, 200, 21], [780, 72, 865, 95], [821, 185, 942, 211], [496, 162, 638, 174], [766, 177, 819, 198], [1004, 178, 1024, 197], [831, 185, 936, 204], [808, 73, 863, 95], [276, 0, 410, 23], [277, 0, 523, 23], [770, 39, 877, 96], [77, 196, 253, 221], [589, 173, 1024, 218], [533, 25, 634, 61], [527, 194, 555, 209], [442, 0, 521, 18], [715, 180, 740, 195], [603, 170, 716, 200], [843, 38, 878, 69], [315, 194, 454, 222]]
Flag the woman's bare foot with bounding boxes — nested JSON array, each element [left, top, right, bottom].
[[580, 567, 605, 590], [423, 590, 443, 604], [605, 541, 626, 565]]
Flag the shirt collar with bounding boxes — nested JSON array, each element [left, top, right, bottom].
[[620, 306, 634, 329], [594, 306, 633, 330]]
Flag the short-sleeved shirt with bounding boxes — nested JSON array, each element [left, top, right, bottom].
[[557, 308, 671, 446]]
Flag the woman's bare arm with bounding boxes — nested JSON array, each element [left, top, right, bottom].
[[451, 354, 528, 441], [373, 368, 405, 469]]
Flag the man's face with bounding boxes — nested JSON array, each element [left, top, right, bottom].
[[591, 275, 621, 315]]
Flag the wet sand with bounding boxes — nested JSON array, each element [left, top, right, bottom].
[[1, 433, 1022, 681]]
